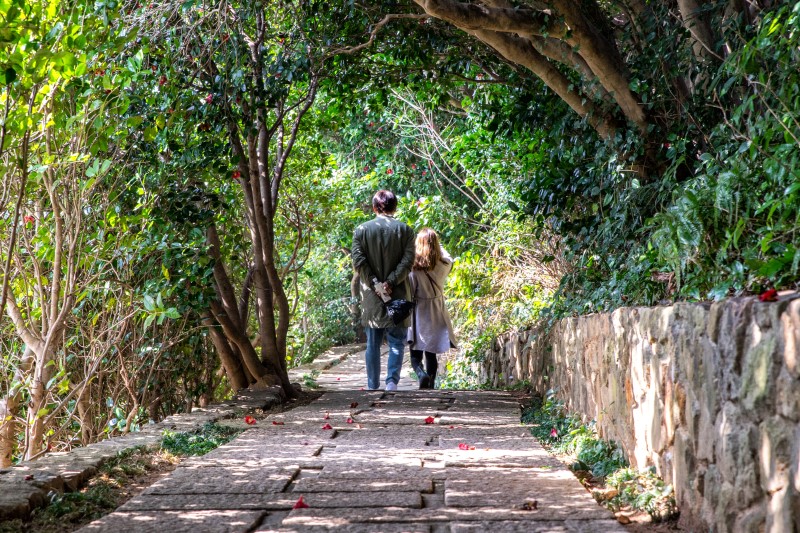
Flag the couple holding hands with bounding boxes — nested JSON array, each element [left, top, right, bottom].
[[352, 190, 458, 391]]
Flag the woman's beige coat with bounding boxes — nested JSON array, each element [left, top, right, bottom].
[[407, 249, 458, 353]]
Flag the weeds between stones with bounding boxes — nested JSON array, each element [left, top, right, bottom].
[[522, 391, 680, 529]]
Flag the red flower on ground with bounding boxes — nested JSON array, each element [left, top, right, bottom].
[[292, 495, 309, 509], [322, 423, 333, 430], [424, 416, 435, 425], [272, 421, 284, 425], [550, 428, 558, 438], [244, 416, 256, 425], [347, 418, 354, 424], [458, 443, 475, 450], [759, 289, 778, 302]]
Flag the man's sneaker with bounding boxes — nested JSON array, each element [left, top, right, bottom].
[[386, 381, 398, 391]]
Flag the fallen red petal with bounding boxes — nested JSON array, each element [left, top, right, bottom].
[[759, 288, 778, 302], [272, 421, 285, 425], [458, 443, 476, 450], [347, 418, 354, 424], [244, 416, 257, 425], [322, 423, 333, 430], [424, 416, 435, 424], [448, 426, 455, 429], [293, 495, 310, 509]]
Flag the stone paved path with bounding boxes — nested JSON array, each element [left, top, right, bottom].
[[79, 346, 624, 532]]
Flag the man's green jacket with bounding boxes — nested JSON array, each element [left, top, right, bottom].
[[352, 214, 416, 328]]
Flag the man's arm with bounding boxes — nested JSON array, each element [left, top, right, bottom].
[[386, 226, 416, 287], [352, 226, 375, 282]]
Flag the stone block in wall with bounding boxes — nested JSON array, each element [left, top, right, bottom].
[[733, 504, 767, 533], [781, 299, 799, 379]]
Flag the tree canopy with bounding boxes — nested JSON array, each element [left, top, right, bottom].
[[1, 0, 798, 465]]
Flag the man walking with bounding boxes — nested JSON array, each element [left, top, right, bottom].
[[352, 190, 416, 390]]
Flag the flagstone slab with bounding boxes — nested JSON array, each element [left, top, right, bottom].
[[437, 426, 541, 448], [120, 493, 279, 511], [444, 469, 612, 518], [450, 519, 627, 532], [0, 483, 45, 520], [121, 491, 422, 511], [293, 476, 434, 493], [314, 449, 428, 468], [181, 446, 322, 468], [143, 466, 297, 494], [437, 408, 523, 426], [316, 465, 443, 480], [280, 506, 610, 525], [256, 524, 431, 533], [78, 510, 264, 532]]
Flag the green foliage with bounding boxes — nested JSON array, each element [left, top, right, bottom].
[[531, 3, 800, 316], [606, 468, 679, 522], [160, 423, 242, 457], [522, 392, 677, 521], [300, 370, 321, 390], [523, 391, 627, 481]]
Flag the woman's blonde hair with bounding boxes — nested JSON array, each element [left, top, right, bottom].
[[413, 228, 442, 271]]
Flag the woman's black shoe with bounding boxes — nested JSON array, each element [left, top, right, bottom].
[[418, 371, 432, 389]]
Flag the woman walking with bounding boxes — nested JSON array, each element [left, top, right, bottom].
[[407, 228, 458, 389]]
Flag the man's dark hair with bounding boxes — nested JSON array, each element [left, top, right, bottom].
[[372, 190, 397, 214]]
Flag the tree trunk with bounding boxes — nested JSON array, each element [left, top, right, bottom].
[[0, 347, 36, 466], [201, 311, 249, 390]]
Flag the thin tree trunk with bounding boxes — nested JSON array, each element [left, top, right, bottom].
[[201, 311, 249, 390]]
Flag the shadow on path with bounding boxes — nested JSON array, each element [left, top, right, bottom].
[[79, 345, 623, 532]]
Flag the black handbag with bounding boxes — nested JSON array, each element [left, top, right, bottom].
[[385, 298, 414, 325]]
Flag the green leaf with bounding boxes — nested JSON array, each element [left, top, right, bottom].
[[0, 66, 16, 85]]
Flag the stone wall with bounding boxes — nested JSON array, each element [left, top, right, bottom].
[[480, 294, 800, 532]]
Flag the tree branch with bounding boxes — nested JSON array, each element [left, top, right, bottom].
[[414, 0, 566, 36]]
